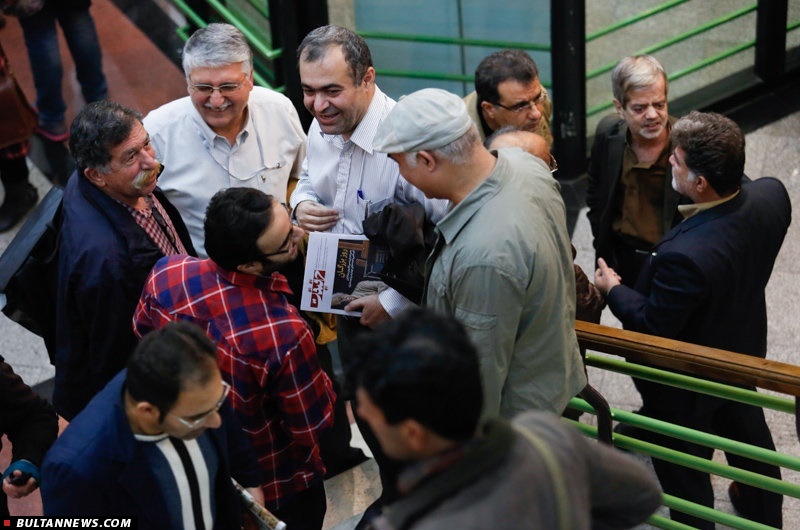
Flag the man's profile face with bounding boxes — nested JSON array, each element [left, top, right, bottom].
[[159, 369, 227, 441], [188, 62, 254, 137], [255, 201, 304, 274], [299, 45, 375, 140], [90, 121, 161, 206], [668, 145, 696, 195], [482, 78, 544, 133], [615, 77, 668, 142]]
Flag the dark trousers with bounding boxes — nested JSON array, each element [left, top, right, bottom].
[[316, 341, 359, 465], [273, 482, 327, 530], [635, 378, 782, 529]]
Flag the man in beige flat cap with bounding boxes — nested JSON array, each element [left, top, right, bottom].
[[372, 88, 586, 420]]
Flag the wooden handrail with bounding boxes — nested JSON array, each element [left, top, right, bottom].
[[576, 321, 800, 397]]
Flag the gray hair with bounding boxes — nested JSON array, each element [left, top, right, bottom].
[[297, 25, 373, 85], [405, 124, 481, 167], [611, 55, 668, 108], [182, 23, 253, 79]]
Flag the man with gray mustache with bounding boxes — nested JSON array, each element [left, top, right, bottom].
[[55, 100, 195, 420], [144, 23, 306, 257]]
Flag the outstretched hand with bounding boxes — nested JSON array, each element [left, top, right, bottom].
[[594, 258, 623, 297]]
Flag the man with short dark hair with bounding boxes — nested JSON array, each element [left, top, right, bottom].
[[42, 322, 264, 529], [349, 308, 662, 530], [56, 100, 195, 420], [595, 111, 790, 529], [464, 49, 553, 146], [133, 187, 335, 530]]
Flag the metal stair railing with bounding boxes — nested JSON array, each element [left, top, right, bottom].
[[574, 320, 800, 529]]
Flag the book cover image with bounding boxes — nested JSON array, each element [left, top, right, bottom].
[[301, 233, 390, 316]]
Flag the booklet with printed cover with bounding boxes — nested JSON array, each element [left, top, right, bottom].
[[300, 232, 390, 316]]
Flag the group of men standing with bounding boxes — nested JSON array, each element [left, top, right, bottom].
[[15, 17, 789, 530]]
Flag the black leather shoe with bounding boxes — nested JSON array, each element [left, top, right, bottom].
[[0, 182, 38, 232]]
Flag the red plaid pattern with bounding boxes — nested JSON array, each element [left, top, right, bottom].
[[124, 195, 187, 256], [133, 256, 335, 509]]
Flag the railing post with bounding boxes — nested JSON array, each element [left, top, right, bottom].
[[267, 0, 329, 131], [550, 0, 586, 181], [754, 0, 788, 84]]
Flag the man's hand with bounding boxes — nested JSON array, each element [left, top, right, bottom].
[[294, 201, 339, 232], [594, 258, 623, 297], [2, 471, 38, 499], [246, 486, 265, 507], [345, 294, 391, 329]]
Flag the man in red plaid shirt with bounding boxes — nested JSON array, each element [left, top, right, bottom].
[[133, 187, 335, 530]]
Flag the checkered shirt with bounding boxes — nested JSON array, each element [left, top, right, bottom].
[[133, 255, 335, 509]]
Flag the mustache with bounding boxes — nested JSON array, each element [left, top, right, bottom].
[[204, 101, 232, 111], [132, 162, 163, 190]]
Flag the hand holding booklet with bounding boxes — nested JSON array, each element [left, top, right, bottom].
[[300, 232, 390, 316]]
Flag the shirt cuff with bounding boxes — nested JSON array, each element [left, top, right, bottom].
[[378, 288, 416, 318]]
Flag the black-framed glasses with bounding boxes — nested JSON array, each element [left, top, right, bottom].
[[171, 381, 231, 430], [190, 76, 247, 95], [261, 204, 295, 258], [493, 91, 548, 114]]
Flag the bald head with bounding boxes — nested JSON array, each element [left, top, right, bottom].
[[485, 127, 550, 163]]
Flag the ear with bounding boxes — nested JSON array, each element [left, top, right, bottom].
[[401, 419, 430, 453], [416, 151, 437, 172], [362, 66, 376, 87], [612, 99, 624, 115], [84, 167, 106, 188], [694, 174, 709, 193], [480, 100, 496, 122], [132, 400, 162, 431]]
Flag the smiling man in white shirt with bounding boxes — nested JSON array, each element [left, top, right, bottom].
[[144, 23, 306, 256]]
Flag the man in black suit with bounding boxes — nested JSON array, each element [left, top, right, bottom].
[[595, 111, 791, 529], [587, 55, 681, 287]]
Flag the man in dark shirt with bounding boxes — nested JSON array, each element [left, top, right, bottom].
[[586, 54, 680, 287]]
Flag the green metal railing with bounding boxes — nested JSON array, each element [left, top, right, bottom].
[[574, 321, 800, 529], [167, 0, 284, 91]]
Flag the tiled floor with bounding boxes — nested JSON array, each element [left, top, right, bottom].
[[1, 2, 799, 528]]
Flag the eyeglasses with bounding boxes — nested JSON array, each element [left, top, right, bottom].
[[190, 77, 247, 95], [261, 204, 295, 258], [493, 91, 548, 114], [548, 153, 558, 174], [172, 381, 231, 430]]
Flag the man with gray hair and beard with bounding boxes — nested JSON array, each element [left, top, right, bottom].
[[55, 100, 195, 420]]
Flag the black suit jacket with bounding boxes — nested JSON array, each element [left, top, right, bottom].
[[586, 115, 682, 266], [607, 177, 791, 358]]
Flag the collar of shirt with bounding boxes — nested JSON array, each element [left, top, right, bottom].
[[435, 153, 504, 245], [214, 261, 293, 296], [678, 188, 740, 219], [318, 85, 391, 154]]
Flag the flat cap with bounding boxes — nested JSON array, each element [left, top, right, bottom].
[[373, 88, 473, 153]]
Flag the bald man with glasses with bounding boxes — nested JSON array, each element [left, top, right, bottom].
[[133, 187, 335, 530]]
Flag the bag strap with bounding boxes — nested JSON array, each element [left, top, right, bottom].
[[512, 423, 570, 530]]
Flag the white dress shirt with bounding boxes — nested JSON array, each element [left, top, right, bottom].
[[290, 86, 449, 315], [144, 87, 306, 256]]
